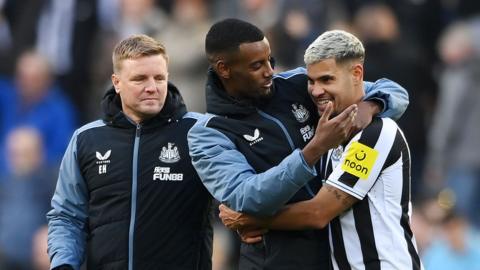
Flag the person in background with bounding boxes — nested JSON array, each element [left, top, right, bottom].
[[422, 197, 480, 270], [0, 127, 55, 270], [0, 50, 76, 174], [424, 16, 480, 228]]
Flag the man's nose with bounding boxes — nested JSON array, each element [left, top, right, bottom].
[[264, 61, 274, 77], [309, 84, 325, 97], [145, 77, 157, 91]]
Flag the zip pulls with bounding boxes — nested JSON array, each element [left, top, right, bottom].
[[257, 109, 316, 198], [128, 124, 141, 270], [135, 123, 141, 136]]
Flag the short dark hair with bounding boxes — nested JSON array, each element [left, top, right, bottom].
[[205, 18, 264, 61]]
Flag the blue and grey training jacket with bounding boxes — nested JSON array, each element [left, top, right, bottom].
[[47, 84, 213, 270], [188, 67, 409, 270]]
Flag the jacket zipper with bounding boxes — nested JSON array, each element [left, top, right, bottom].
[[256, 109, 316, 198], [128, 124, 141, 270], [256, 109, 317, 252]]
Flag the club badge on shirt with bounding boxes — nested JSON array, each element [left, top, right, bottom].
[[291, 103, 310, 123]]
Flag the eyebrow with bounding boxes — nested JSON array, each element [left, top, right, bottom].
[[308, 74, 334, 81], [130, 74, 146, 80], [129, 73, 166, 80], [319, 74, 334, 80]]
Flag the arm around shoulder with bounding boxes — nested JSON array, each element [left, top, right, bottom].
[[363, 78, 409, 120]]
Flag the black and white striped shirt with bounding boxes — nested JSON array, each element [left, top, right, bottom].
[[323, 118, 423, 270]]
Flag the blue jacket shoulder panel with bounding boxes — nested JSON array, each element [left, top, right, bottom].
[[47, 120, 105, 270], [183, 111, 205, 121], [274, 67, 307, 80], [77, 120, 106, 134]]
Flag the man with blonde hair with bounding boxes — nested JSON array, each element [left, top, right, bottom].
[[188, 19, 409, 269], [47, 34, 213, 270], [219, 30, 424, 270]]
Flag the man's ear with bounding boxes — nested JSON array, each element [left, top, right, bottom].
[[352, 63, 363, 85], [112, 74, 121, 94], [215, 59, 230, 79]]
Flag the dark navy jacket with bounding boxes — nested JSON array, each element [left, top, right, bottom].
[[47, 84, 213, 270], [188, 67, 409, 269]]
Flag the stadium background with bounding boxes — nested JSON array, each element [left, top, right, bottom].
[[0, 0, 479, 269]]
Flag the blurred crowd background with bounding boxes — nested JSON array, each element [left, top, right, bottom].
[[0, 0, 480, 269]]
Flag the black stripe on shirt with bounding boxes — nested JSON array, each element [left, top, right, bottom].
[[338, 118, 384, 188], [330, 218, 351, 270], [382, 129, 401, 171], [396, 130, 421, 270], [353, 199, 380, 270], [325, 155, 333, 180]]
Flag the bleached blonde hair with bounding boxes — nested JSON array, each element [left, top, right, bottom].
[[304, 30, 365, 66]]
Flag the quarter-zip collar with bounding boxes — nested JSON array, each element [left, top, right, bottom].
[[101, 82, 187, 129]]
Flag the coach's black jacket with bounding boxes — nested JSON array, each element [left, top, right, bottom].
[[47, 83, 213, 270]]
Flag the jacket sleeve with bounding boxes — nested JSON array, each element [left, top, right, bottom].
[[47, 130, 88, 270], [363, 78, 409, 120], [188, 115, 317, 216]]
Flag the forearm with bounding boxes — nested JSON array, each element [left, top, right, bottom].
[[219, 201, 326, 232], [252, 185, 357, 231], [302, 140, 329, 167], [265, 200, 327, 230]]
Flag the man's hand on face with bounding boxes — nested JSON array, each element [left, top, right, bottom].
[[316, 102, 358, 148], [303, 102, 357, 166]]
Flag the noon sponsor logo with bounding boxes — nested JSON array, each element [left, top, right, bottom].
[[341, 141, 378, 179]]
